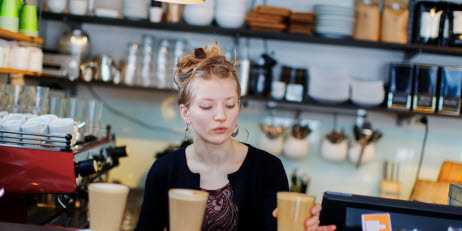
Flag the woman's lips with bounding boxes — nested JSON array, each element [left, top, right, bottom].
[[213, 127, 227, 134]]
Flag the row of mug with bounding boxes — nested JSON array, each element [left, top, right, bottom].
[[0, 40, 42, 72], [0, 113, 78, 147]]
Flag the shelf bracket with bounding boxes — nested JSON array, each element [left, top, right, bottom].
[[233, 31, 240, 47], [62, 15, 83, 30], [396, 112, 414, 126], [403, 49, 420, 61]]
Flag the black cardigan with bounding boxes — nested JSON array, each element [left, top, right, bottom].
[[135, 143, 289, 231]]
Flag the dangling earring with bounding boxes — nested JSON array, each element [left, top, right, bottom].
[[185, 124, 191, 141], [231, 125, 239, 137]]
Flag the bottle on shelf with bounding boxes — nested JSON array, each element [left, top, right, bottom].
[[285, 68, 306, 102]]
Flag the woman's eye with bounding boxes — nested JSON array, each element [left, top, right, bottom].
[[200, 106, 212, 110], [226, 104, 236, 109]]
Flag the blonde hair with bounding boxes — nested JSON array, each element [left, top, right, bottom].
[[174, 42, 241, 107]]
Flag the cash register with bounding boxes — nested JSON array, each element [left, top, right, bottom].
[[320, 191, 462, 231]]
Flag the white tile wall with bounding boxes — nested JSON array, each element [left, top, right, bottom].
[[42, 0, 462, 202]]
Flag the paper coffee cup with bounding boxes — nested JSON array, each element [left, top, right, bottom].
[[168, 189, 209, 231], [277, 192, 316, 231], [88, 183, 130, 231]]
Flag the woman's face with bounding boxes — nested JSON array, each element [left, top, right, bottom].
[[181, 77, 240, 145]]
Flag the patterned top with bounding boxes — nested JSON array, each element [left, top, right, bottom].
[[201, 183, 239, 231]]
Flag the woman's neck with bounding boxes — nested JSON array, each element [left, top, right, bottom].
[[189, 138, 238, 167]]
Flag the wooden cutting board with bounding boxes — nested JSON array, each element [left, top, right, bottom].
[[438, 161, 462, 184], [411, 180, 450, 205], [288, 24, 313, 35], [254, 5, 292, 17], [248, 21, 287, 32], [289, 12, 316, 24], [246, 12, 286, 24]]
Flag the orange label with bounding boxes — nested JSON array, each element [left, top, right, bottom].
[[361, 213, 392, 231]]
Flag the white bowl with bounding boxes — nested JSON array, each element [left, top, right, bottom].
[[216, 6, 247, 14], [48, 0, 67, 13], [183, 6, 214, 26], [216, 12, 246, 29]]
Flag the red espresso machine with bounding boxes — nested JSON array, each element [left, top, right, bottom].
[[0, 125, 128, 228]]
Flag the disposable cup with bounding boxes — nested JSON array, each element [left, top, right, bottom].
[[0, 0, 18, 18], [19, 5, 38, 31]]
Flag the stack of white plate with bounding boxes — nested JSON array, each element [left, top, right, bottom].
[[122, 0, 148, 20], [314, 4, 354, 38], [350, 79, 385, 107], [308, 67, 350, 104], [0, 16, 19, 33]]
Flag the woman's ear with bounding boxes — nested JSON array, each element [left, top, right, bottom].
[[179, 104, 191, 124]]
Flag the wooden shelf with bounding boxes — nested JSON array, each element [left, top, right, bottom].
[[0, 28, 43, 44], [41, 11, 462, 57], [0, 68, 41, 76]]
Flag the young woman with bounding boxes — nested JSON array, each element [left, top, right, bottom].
[[135, 42, 336, 231]]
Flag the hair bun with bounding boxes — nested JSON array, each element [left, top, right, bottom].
[[194, 48, 207, 59]]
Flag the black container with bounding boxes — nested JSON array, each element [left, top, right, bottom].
[[151, 0, 162, 7], [413, 1, 447, 45], [387, 63, 415, 110], [438, 66, 462, 115], [248, 54, 277, 97], [248, 64, 267, 96], [285, 68, 306, 102], [280, 66, 292, 85], [413, 64, 440, 113], [448, 3, 462, 47]]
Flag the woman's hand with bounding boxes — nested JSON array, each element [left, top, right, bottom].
[[272, 204, 337, 231]]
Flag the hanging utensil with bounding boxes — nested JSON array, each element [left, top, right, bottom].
[[355, 128, 373, 168]]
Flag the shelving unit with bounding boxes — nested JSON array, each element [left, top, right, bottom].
[[0, 28, 43, 77], [0, 28, 43, 44], [41, 12, 462, 58], [24, 75, 461, 120], [0, 68, 41, 76], [37, 12, 462, 120], [24, 75, 174, 93]]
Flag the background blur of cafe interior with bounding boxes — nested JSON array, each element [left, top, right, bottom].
[[1, 0, 462, 230]]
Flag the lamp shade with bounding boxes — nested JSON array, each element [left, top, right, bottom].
[[155, 0, 205, 4]]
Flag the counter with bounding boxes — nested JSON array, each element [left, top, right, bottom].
[[0, 222, 70, 231]]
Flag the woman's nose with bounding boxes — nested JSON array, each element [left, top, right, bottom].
[[214, 105, 226, 121]]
